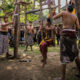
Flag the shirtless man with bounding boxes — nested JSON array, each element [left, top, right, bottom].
[[53, 4, 80, 80], [26, 21, 34, 51], [0, 16, 13, 58], [40, 18, 55, 67]]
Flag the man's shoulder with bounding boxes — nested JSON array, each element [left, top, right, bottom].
[[61, 11, 66, 14], [59, 11, 67, 16]]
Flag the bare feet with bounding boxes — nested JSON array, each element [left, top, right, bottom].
[[42, 61, 47, 68]]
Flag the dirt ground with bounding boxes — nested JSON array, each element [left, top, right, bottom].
[[0, 52, 79, 80]]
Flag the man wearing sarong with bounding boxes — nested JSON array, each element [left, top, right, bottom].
[[26, 21, 35, 51], [40, 18, 56, 68], [0, 16, 13, 58], [53, 4, 80, 80]]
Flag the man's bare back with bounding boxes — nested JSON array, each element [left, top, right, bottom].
[[53, 11, 80, 30], [53, 4, 80, 80]]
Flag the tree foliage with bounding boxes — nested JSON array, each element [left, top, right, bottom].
[[0, 0, 39, 22]]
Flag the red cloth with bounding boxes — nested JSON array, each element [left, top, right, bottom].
[[40, 42, 48, 57], [60, 29, 76, 38]]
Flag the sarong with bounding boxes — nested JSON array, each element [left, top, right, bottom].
[[27, 33, 34, 46], [40, 37, 53, 57], [0, 32, 8, 55], [60, 29, 79, 64]]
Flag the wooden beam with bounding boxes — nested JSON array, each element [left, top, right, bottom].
[[0, 16, 5, 18], [15, 1, 32, 5], [25, 5, 58, 14]]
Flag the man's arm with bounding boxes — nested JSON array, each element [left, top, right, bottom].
[[75, 17, 80, 30], [1, 21, 13, 27], [53, 12, 64, 20]]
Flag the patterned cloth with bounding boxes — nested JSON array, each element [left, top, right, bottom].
[[40, 37, 53, 47], [60, 29, 79, 64], [40, 37, 53, 57], [27, 33, 34, 46], [0, 32, 8, 55]]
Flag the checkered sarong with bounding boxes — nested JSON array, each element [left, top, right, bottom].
[[0, 33, 8, 55]]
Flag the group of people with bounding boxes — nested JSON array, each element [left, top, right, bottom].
[[39, 3, 80, 80], [0, 1, 80, 80]]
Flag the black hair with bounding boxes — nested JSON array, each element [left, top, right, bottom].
[[67, 4, 73, 12], [47, 18, 52, 25]]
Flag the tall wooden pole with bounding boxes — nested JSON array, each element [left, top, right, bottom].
[[48, 1, 55, 46], [75, 0, 80, 48], [39, 0, 43, 39], [14, 0, 20, 58], [66, 0, 68, 6], [32, 0, 35, 9], [24, 4, 28, 50], [58, 0, 61, 13]]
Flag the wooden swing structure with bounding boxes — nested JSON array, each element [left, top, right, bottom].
[[13, 0, 58, 58], [13, 0, 31, 58]]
